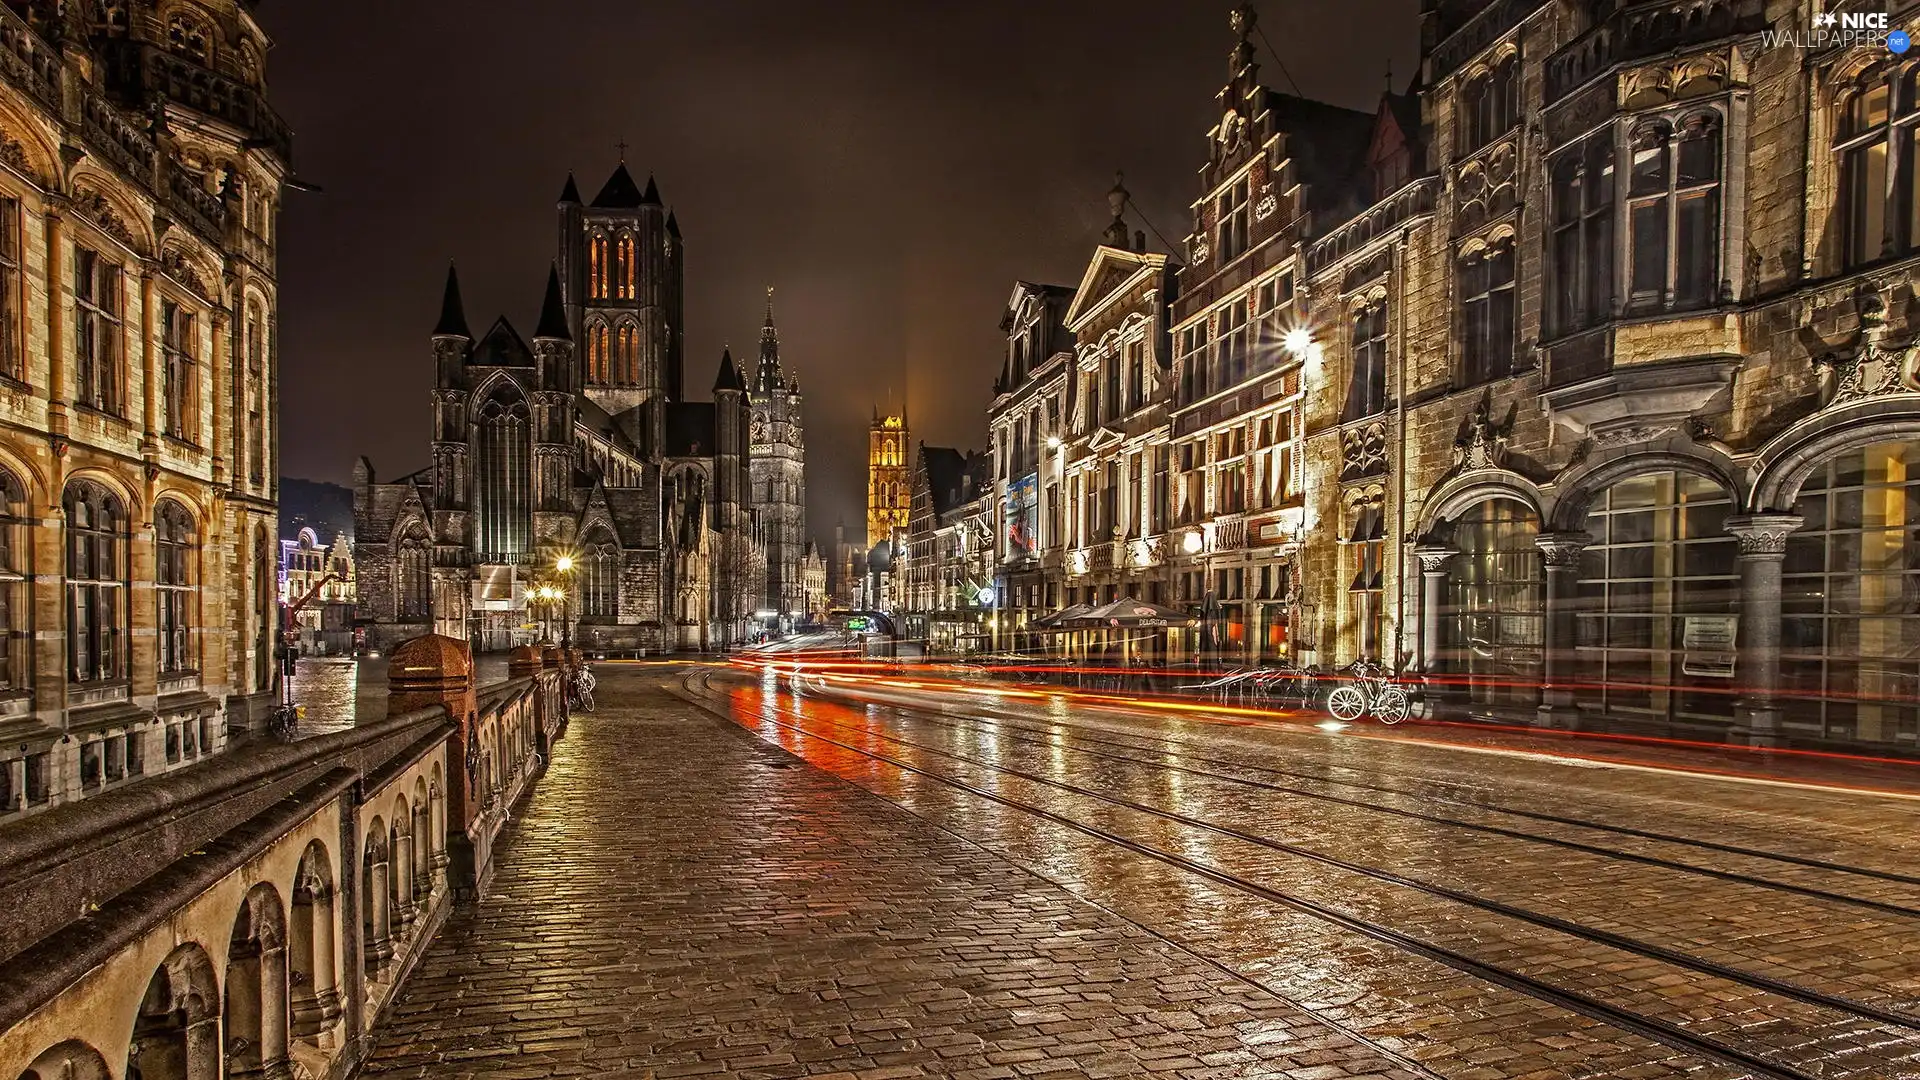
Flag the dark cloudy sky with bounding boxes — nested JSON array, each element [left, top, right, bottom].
[[262, 0, 1419, 549]]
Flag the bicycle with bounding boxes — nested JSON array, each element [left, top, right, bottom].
[[1255, 664, 1322, 712], [571, 668, 596, 714], [1324, 660, 1412, 725], [266, 703, 299, 741]]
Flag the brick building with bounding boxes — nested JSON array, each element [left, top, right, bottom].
[[0, 0, 290, 817]]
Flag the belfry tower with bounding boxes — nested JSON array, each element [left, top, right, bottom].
[[749, 288, 808, 619], [867, 411, 910, 548]]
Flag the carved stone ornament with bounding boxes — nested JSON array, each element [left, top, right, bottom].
[[69, 186, 137, 249], [160, 248, 210, 297], [1815, 291, 1912, 406], [1589, 423, 1679, 448], [1452, 393, 1510, 471], [1255, 190, 1278, 221], [1534, 532, 1591, 568], [1413, 544, 1458, 574], [1725, 513, 1804, 559], [1341, 419, 1389, 483], [0, 128, 41, 185], [1191, 238, 1211, 265]]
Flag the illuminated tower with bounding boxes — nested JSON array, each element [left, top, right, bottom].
[[749, 288, 807, 618], [867, 412, 910, 547]]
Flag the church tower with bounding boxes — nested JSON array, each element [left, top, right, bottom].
[[867, 413, 910, 548], [557, 160, 684, 459], [748, 288, 808, 620]]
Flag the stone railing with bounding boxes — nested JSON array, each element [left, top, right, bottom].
[[1211, 516, 1248, 553], [0, 4, 59, 112], [0, 637, 572, 1080]]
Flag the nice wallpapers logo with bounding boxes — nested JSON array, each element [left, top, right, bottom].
[[1762, 9, 1909, 51]]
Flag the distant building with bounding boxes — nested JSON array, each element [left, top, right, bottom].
[[748, 289, 807, 624], [903, 446, 994, 653], [867, 413, 910, 547], [829, 521, 863, 611], [800, 541, 828, 624], [278, 526, 354, 656]]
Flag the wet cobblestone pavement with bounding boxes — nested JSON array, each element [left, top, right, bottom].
[[363, 666, 1920, 1079]]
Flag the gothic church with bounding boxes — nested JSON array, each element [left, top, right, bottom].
[[354, 162, 801, 653]]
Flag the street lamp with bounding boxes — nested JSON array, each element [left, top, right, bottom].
[[553, 553, 577, 649], [1046, 435, 1062, 449]]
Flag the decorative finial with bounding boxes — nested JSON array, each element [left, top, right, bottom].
[[615, 137, 629, 162], [1108, 172, 1129, 219], [1230, 4, 1257, 41]]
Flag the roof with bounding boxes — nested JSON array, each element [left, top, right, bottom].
[[433, 263, 470, 338], [1261, 91, 1377, 209], [713, 347, 745, 393], [919, 446, 970, 519], [665, 401, 717, 457], [591, 163, 657, 209], [559, 172, 581, 204], [573, 394, 641, 457], [468, 317, 534, 367], [535, 264, 570, 340]]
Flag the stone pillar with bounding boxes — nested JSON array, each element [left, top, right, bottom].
[[259, 942, 293, 1080], [1727, 514, 1802, 747], [1412, 544, 1456, 675], [509, 645, 548, 759], [413, 802, 432, 904], [185, 1015, 222, 1080], [390, 832, 414, 930], [290, 881, 341, 1036], [1535, 532, 1591, 729], [364, 855, 393, 970], [386, 635, 481, 896]]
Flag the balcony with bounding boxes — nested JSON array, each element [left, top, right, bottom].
[[1210, 516, 1247, 554], [1543, 0, 1766, 105], [97, 41, 295, 164]]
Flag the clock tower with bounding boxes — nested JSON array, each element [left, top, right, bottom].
[[748, 288, 809, 621]]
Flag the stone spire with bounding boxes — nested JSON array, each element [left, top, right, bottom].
[[434, 262, 470, 339], [754, 285, 786, 395], [535, 263, 570, 341]]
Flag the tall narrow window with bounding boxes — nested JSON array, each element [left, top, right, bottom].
[[474, 393, 531, 561], [0, 198, 19, 382], [74, 247, 124, 414], [1103, 350, 1121, 423], [1343, 301, 1389, 422], [1836, 68, 1920, 269], [1150, 444, 1169, 534], [396, 529, 430, 620], [155, 500, 196, 674], [618, 234, 636, 299], [1217, 301, 1249, 392], [162, 300, 198, 441], [1550, 136, 1615, 333], [589, 235, 609, 299], [0, 470, 24, 690], [1460, 241, 1516, 385], [1178, 323, 1206, 404], [1126, 339, 1145, 411], [64, 480, 125, 684], [1347, 498, 1386, 659], [1216, 176, 1250, 263], [582, 539, 618, 617]]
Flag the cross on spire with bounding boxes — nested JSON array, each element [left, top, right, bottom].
[[615, 138, 629, 162]]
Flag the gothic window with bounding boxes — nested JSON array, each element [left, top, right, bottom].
[[1215, 175, 1250, 263], [474, 392, 531, 561], [1837, 65, 1920, 268], [1177, 323, 1205, 405], [0, 469, 24, 690], [1627, 114, 1721, 309], [1459, 239, 1516, 385], [162, 300, 198, 441], [1550, 134, 1615, 333], [617, 233, 636, 299], [616, 324, 637, 384], [1460, 54, 1519, 154], [396, 527, 430, 620], [587, 322, 609, 382], [1346, 494, 1387, 659], [246, 299, 265, 484], [1342, 300, 1389, 422], [74, 247, 124, 414], [155, 499, 196, 674], [0, 197, 19, 382], [589, 234, 609, 299], [581, 539, 617, 617], [64, 480, 125, 684], [165, 12, 211, 64]]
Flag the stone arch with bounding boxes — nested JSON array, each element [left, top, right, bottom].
[[63, 465, 140, 520], [148, 481, 210, 527], [16, 1040, 111, 1080], [386, 792, 415, 937], [1749, 396, 1920, 510], [224, 882, 290, 1080], [0, 443, 46, 510], [287, 839, 339, 1039], [66, 173, 152, 255], [361, 816, 392, 974], [126, 942, 220, 1080], [0, 103, 56, 188], [1549, 444, 1744, 531], [1417, 469, 1544, 538], [158, 238, 219, 303]]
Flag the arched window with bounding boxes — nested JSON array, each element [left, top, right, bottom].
[[396, 527, 430, 620], [590, 323, 610, 383], [474, 392, 531, 560], [1342, 300, 1389, 422], [1549, 134, 1615, 332], [1837, 65, 1920, 268], [64, 480, 125, 684], [1445, 499, 1541, 708], [0, 469, 24, 690], [161, 299, 198, 441], [617, 233, 636, 299], [617, 324, 637, 384], [581, 538, 617, 618], [1461, 56, 1520, 153], [1459, 240, 1516, 385], [256, 523, 272, 687], [589, 234, 609, 299], [165, 12, 211, 64], [155, 499, 196, 674], [1627, 114, 1721, 309]]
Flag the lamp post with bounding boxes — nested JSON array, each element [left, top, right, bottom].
[[554, 553, 576, 650]]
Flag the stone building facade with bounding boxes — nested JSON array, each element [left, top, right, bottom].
[[0, 0, 290, 818], [867, 412, 910, 548], [987, 282, 1076, 645], [977, 3, 1920, 754], [354, 164, 767, 655], [748, 289, 806, 622], [278, 524, 352, 655], [900, 444, 992, 651]]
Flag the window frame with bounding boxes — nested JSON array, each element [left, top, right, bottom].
[[73, 245, 125, 415], [64, 480, 126, 686], [155, 499, 197, 675], [1459, 239, 1517, 386], [161, 297, 200, 442]]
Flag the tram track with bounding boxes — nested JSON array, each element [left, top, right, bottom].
[[683, 670, 1920, 1080]]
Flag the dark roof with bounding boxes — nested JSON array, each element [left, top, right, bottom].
[[712, 347, 745, 393], [666, 211, 681, 237], [641, 174, 662, 205], [535, 264, 570, 340], [574, 394, 640, 456], [665, 401, 717, 457], [920, 446, 969, 519], [433, 263, 470, 338], [468, 317, 534, 367], [1261, 91, 1377, 209], [559, 172, 581, 204], [591, 163, 646, 208]]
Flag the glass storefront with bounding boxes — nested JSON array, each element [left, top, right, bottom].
[[1575, 472, 1738, 731], [1446, 499, 1542, 710], [1782, 438, 1920, 748]]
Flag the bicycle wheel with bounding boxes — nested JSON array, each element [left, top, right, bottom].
[[1374, 688, 1410, 725], [1326, 685, 1366, 722], [581, 690, 595, 713]]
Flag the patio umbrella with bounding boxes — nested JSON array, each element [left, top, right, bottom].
[[1067, 596, 1199, 629], [1029, 603, 1093, 630]]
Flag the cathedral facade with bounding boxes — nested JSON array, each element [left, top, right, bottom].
[[748, 291, 806, 622], [353, 163, 771, 654]]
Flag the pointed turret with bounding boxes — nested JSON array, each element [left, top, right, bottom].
[[559, 172, 581, 205], [641, 174, 662, 205], [666, 210, 681, 237], [591, 162, 646, 208], [755, 286, 786, 394], [535, 263, 570, 340], [713, 347, 745, 393], [433, 262, 471, 339]]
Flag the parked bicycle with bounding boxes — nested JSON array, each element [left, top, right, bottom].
[[1324, 660, 1412, 725], [571, 664, 597, 714], [1253, 664, 1322, 711]]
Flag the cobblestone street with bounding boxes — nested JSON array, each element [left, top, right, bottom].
[[361, 666, 1920, 1079]]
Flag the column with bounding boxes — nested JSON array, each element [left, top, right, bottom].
[[1412, 544, 1456, 675], [259, 942, 292, 1080], [364, 855, 392, 970], [1726, 514, 1802, 747], [1535, 532, 1591, 729], [390, 833, 414, 931], [184, 1014, 222, 1080]]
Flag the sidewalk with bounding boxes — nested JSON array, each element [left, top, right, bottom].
[[359, 674, 1419, 1079]]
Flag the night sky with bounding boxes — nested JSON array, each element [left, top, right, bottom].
[[261, 1, 1419, 549]]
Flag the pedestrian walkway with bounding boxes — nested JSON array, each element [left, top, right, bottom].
[[360, 675, 1418, 1079]]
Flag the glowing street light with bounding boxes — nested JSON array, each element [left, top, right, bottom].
[[1046, 435, 1062, 449], [554, 554, 575, 574], [1182, 530, 1204, 555], [1283, 326, 1314, 357]]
